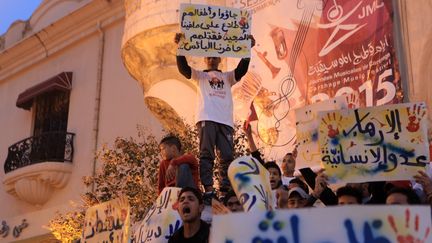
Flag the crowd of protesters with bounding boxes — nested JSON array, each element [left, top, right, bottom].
[[157, 33, 432, 243], [160, 131, 432, 242]]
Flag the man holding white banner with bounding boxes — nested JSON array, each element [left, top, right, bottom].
[[174, 4, 255, 197]]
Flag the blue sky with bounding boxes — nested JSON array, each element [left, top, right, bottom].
[[0, 0, 43, 35]]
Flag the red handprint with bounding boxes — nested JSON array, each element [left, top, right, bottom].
[[327, 125, 339, 138], [240, 17, 247, 27], [406, 104, 426, 133], [321, 112, 342, 139], [346, 92, 360, 109], [239, 11, 250, 28], [388, 208, 431, 243]]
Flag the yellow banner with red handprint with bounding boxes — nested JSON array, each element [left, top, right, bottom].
[[318, 102, 429, 183], [295, 95, 351, 169]]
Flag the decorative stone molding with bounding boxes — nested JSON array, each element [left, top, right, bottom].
[[121, 0, 229, 131], [144, 96, 186, 132], [3, 162, 73, 206]]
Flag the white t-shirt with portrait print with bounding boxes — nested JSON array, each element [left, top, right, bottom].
[[191, 68, 236, 128]]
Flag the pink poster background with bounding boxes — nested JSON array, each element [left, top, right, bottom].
[[231, 0, 402, 160]]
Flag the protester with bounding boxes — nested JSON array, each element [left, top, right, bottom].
[[346, 182, 371, 203], [243, 122, 265, 165], [291, 146, 298, 160], [385, 187, 421, 205], [223, 190, 243, 212], [336, 186, 363, 205], [264, 162, 283, 190], [243, 121, 292, 193], [288, 178, 309, 194], [275, 186, 289, 209], [287, 187, 309, 209], [366, 181, 387, 204], [261, 161, 285, 210], [169, 187, 210, 243], [304, 169, 338, 206], [413, 170, 432, 205], [281, 152, 296, 184], [174, 33, 256, 195], [158, 135, 199, 194]]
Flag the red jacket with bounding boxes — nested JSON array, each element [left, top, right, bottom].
[[158, 153, 200, 194]]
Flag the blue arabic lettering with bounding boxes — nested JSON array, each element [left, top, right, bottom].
[[344, 219, 391, 243]]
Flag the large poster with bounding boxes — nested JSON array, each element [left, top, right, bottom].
[[178, 3, 252, 58], [318, 102, 429, 183], [232, 0, 402, 160], [210, 206, 432, 243]]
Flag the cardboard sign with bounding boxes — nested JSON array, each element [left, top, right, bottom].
[[210, 206, 432, 243], [228, 156, 274, 211], [318, 102, 429, 183], [178, 3, 251, 58], [81, 196, 130, 243]]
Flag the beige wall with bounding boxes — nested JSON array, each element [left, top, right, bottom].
[[398, 0, 432, 132], [97, 23, 162, 145]]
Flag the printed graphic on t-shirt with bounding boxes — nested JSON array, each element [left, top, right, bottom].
[[208, 77, 226, 98], [209, 77, 224, 90]]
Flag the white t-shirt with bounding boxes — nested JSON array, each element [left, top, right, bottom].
[[191, 69, 236, 128]]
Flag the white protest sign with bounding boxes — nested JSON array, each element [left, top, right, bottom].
[[211, 206, 432, 243], [81, 196, 130, 243], [228, 156, 273, 212], [131, 187, 181, 243], [178, 3, 251, 58]]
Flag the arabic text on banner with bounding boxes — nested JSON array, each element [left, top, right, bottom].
[[210, 206, 432, 242], [295, 96, 349, 169], [178, 3, 252, 58], [81, 196, 130, 243], [318, 102, 429, 183], [131, 187, 182, 243]]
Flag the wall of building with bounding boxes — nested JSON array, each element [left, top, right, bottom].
[[97, 21, 163, 145], [0, 1, 163, 242], [398, 0, 432, 130]]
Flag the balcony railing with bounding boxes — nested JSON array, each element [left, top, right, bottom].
[[4, 131, 75, 173]]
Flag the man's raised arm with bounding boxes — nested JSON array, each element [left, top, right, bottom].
[[234, 35, 256, 81], [174, 33, 192, 79]]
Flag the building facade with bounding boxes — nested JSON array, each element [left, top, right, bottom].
[[0, 1, 163, 242], [1, 0, 432, 242]]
